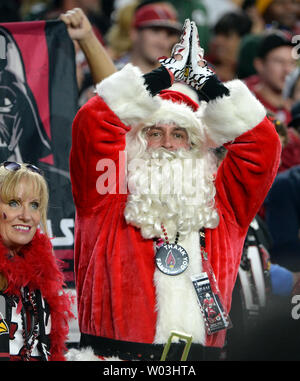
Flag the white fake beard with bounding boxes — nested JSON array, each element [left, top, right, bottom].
[[124, 144, 219, 241]]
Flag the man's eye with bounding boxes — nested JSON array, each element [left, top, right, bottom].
[[148, 131, 161, 137]]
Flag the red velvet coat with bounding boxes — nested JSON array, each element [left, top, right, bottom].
[[70, 64, 281, 348]]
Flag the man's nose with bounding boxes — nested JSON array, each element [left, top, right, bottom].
[[162, 134, 173, 149]]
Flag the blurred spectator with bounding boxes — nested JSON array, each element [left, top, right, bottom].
[[244, 30, 296, 124], [242, 0, 265, 34], [279, 101, 300, 172], [105, 0, 139, 61], [264, 163, 300, 272], [283, 67, 300, 108], [113, 1, 181, 73], [256, 0, 300, 34], [77, 1, 183, 105], [207, 11, 252, 81]]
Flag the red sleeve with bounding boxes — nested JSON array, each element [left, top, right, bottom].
[[69, 95, 130, 209], [215, 116, 281, 229]]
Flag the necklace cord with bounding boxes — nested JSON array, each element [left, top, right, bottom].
[[161, 223, 180, 245]]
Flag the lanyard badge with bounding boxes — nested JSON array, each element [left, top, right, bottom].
[[191, 233, 232, 335], [155, 226, 232, 335]]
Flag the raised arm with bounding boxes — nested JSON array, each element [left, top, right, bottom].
[[159, 20, 281, 229], [59, 8, 116, 84], [70, 22, 195, 209]]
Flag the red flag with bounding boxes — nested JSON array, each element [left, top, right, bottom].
[[0, 20, 78, 286]]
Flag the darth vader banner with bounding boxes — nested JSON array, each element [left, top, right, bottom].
[[0, 20, 78, 287]]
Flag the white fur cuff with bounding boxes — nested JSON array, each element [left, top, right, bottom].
[[202, 79, 266, 147], [96, 64, 160, 126]]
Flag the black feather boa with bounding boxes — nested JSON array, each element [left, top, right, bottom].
[[0, 229, 73, 360]]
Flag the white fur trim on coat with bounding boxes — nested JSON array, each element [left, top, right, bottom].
[[97, 65, 266, 149], [96, 64, 205, 145], [66, 347, 122, 361], [154, 231, 206, 345], [96, 64, 160, 126], [202, 79, 266, 147]]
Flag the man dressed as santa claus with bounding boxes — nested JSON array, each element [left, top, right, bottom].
[[69, 19, 281, 361]]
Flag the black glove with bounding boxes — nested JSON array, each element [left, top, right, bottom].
[[143, 65, 173, 96]]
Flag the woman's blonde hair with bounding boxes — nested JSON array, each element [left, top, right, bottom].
[[0, 163, 49, 235], [106, 1, 140, 59]]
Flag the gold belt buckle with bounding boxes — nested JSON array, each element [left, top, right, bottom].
[[160, 331, 193, 361]]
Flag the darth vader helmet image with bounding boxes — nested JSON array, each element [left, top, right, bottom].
[[0, 27, 51, 164]]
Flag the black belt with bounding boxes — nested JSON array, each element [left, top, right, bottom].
[[80, 333, 221, 361]]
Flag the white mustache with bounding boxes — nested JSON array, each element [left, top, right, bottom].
[[124, 147, 219, 240]]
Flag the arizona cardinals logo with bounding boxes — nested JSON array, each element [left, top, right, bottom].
[[166, 250, 176, 268], [156, 243, 189, 275]]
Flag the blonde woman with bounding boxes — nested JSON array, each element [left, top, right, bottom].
[[0, 161, 72, 361]]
